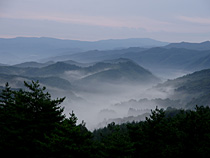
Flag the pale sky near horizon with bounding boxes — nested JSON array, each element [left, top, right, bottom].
[[0, 0, 210, 42]]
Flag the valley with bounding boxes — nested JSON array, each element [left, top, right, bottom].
[[2, 1, 210, 156], [1, 38, 210, 129]]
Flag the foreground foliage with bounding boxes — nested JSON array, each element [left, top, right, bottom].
[[0, 81, 92, 157], [1, 81, 210, 157]]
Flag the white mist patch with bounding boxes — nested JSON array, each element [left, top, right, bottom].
[[63, 68, 113, 82], [149, 68, 191, 81], [61, 82, 172, 130], [63, 70, 86, 81]]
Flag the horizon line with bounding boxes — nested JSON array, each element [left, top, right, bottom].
[[0, 35, 209, 43]]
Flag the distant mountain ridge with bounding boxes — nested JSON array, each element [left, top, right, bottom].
[[2, 37, 210, 74], [53, 46, 210, 72], [123, 47, 210, 71], [0, 37, 168, 64], [14, 61, 55, 68], [0, 58, 160, 90], [165, 41, 210, 50], [43, 47, 147, 62]]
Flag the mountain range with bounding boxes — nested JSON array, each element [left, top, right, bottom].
[[53, 45, 210, 74], [165, 41, 210, 50], [1, 37, 210, 127], [0, 58, 160, 95], [0, 37, 168, 64], [4, 56, 210, 109], [2, 37, 210, 74], [75, 58, 160, 86]]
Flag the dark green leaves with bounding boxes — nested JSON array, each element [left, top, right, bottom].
[[1, 81, 210, 157]]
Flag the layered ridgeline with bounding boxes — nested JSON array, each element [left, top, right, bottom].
[[155, 68, 210, 109], [0, 58, 159, 94], [50, 41, 210, 74], [112, 68, 210, 115], [1, 38, 210, 74], [1, 39, 210, 128], [0, 58, 161, 128], [64, 47, 210, 72], [75, 58, 159, 85], [98, 68, 210, 126], [165, 41, 210, 50], [0, 37, 168, 64]]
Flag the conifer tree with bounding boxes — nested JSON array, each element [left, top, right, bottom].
[[0, 81, 65, 155]]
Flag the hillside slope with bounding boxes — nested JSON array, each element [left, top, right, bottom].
[[156, 69, 210, 108], [55, 47, 210, 73], [75, 59, 160, 85]]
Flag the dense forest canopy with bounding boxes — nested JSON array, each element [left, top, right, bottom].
[[1, 81, 210, 157]]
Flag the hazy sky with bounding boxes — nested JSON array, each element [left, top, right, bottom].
[[0, 0, 210, 42]]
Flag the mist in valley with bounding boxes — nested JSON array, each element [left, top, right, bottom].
[[1, 1, 210, 156], [1, 37, 209, 130], [0, 56, 191, 130], [59, 68, 179, 130]]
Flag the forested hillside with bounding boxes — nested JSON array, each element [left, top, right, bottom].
[[0, 58, 160, 103], [156, 68, 210, 109], [1, 81, 210, 157]]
